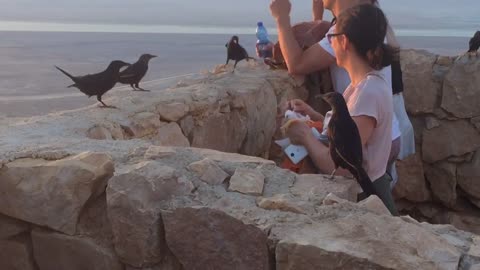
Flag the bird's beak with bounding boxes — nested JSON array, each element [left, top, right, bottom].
[[150, 55, 157, 59]]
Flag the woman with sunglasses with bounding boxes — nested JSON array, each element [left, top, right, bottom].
[[276, 4, 399, 215]]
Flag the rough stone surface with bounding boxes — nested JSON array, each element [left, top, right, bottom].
[[401, 50, 441, 115], [256, 194, 312, 214], [128, 112, 163, 138], [0, 239, 37, 270], [86, 122, 126, 140], [106, 161, 194, 267], [32, 229, 123, 270], [152, 122, 190, 147], [228, 168, 265, 196], [0, 152, 114, 234], [276, 212, 461, 270], [358, 195, 391, 216], [422, 120, 480, 163], [187, 158, 229, 185], [144, 146, 176, 160], [163, 207, 270, 270], [458, 150, 480, 200], [442, 55, 480, 118], [156, 102, 189, 122], [394, 153, 431, 202], [0, 214, 30, 239], [425, 162, 457, 208], [291, 174, 359, 203]]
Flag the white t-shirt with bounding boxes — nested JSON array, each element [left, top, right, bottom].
[[319, 26, 400, 140], [344, 74, 393, 180]]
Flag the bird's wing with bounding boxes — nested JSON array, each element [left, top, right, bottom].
[[331, 119, 363, 168], [119, 64, 136, 78]]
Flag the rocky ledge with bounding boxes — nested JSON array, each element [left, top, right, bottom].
[[1, 58, 480, 270]]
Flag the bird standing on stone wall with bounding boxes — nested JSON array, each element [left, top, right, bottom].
[[321, 92, 377, 197], [225, 36, 255, 71], [118, 54, 157, 91], [55, 60, 130, 108], [468, 31, 480, 56]]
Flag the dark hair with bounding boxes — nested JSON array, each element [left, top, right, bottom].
[[336, 4, 394, 70]]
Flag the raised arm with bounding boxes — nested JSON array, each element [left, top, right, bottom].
[[270, 0, 335, 75]]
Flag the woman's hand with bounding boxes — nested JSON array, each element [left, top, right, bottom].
[[289, 99, 315, 117], [285, 120, 312, 145], [270, 0, 292, 22]]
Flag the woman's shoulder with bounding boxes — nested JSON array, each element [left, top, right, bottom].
[[362, 73, 391, 95]]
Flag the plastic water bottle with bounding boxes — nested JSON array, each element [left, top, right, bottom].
[[256, 22, 273, 58]]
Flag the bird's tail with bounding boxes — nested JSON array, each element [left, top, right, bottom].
[[355, 167, 377, 197], [55, 66, 76, 81]]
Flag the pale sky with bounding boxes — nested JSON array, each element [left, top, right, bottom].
[[0, 0, 478, 31]]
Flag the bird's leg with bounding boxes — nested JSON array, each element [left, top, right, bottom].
[[130, 84, 137, 91], [224, 59, 229, 67], [97, 96, 116, 109], [232, 61, 239, 73], [134, 83, 150, 92], [327, 168, 338, 180]]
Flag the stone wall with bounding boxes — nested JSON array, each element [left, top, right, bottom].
[[395, 50, 480, 235], [1, 147, 480, 270], [1, 59, 480, 269]]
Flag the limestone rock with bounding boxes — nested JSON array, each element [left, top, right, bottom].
[[32, 229, 123, 270], [322, 193, 349, 205], [441, 55, 480, 118], [156, 102, 189, 122], [422, 120, 480, 163], [394, 153, 431, 202], [458, 150, 480, 200], [425, 162, 457, 208], [144, 146, 176, 160], [188, 148, 274, 165], [106, 161, 194, 267], [276, 212, 461, 270], [433, 212, 480, 236], [187, 158, 229, 185], [425, 117, 440, 130], [256, 194, 311, 214], [152, 122, 190, 147], [228, 168, 265, 196], [128, 112, 163, 138], [0, 214, 29, 239], [400, 50, 441, 115], [0, 152, 114, 234], [163, 207, 270, 270], [86, 122, 125, 140], [358, 195, 391, 216], [291, 174, 358, 203], [0, 239, 36, 270]]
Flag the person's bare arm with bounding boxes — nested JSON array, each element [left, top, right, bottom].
[[271, 0, 335, 75], [312, 0, 324, 21], [276, 17, 335, 75]]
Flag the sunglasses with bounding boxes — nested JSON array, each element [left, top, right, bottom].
[[326, 33, 344, 44]]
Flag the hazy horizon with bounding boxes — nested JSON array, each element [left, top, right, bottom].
[[0, 0, 478, 37]]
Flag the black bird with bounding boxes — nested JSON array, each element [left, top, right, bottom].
[[225, 36, 254, 70], [468, 31, 480, 55], [321, 92, 377, 197], [118, 54, 157, 91], [55, 60, 130, 108]]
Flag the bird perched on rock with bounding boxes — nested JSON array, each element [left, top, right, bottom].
[[321, 92, 377, 197], [118, 54, 157, 91], [468, 31, 480, 56], [225, 35, 255, 70], [55, 60, 130, 108]]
